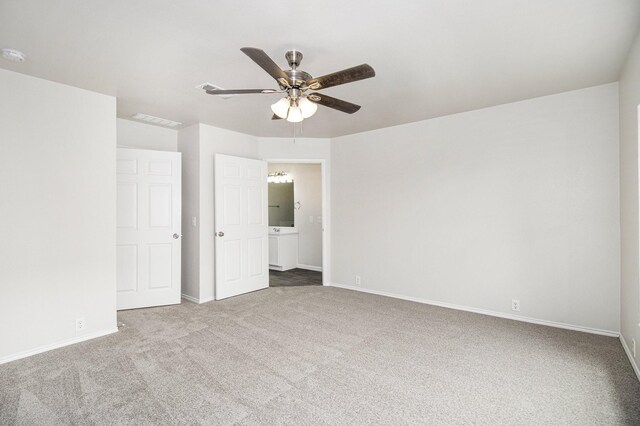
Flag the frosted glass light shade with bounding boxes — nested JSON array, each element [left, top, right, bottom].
[[298, 96, 318, 118], [287, 106, 303, 123], [271, 97, 290, 119]]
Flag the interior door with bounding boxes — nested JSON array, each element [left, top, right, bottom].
[[215, 154, 268, 300], [116, 148, 182, 310]]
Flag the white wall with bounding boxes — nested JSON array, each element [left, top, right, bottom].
[[178, 124, 259, 302], [199, 124, 259, 301], [331, 83, 620, 334], [259, 137, 330, 160], [177, 124, 200, 300], [269, 163, 323, 269], [117, 118, 177, 151], [0, 69, 117, 363], [619, 30, 640, 371]]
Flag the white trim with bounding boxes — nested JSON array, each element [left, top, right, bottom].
[[265, 159, 324, 164], [116, 145, 180, 153], [327, 282, 619, 337], [269, 265, 287, 272], [264, 158, 329, 286], [181, 293, 199, 303], [181, 293, 214, 304], [0, 328, 118, 366], [620, 334, 640, 382], [297, 263, 323, 272]]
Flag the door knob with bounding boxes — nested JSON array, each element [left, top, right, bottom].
[[217, 231, 225, 237], [173, 233, 181, 239]]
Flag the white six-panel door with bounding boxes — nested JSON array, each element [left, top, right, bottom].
[[117, 148, 182, 310], [215, 154, 268, 300]]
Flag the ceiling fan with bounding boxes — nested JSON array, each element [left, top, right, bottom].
[[203, 47, 375, 123]]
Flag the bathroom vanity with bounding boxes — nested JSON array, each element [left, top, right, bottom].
[[268, 227, 298, 271]]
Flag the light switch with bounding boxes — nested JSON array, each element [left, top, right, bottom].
[[309, 215, 314, 223], [317, 216, 322, 224], [192, 217, 197, 227]]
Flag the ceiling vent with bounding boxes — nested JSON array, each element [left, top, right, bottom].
[[130, 113, 182, 128], [1, 48, 26, 63]]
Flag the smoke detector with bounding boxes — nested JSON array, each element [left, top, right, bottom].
[[1, 48, 26, 63]]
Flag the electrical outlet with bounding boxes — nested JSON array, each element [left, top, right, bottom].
[[355, 275, 361, 286], [192, 216, 197, 227], [76, 318, 86, 331], [633, 339, 636, 358], [511, 299, 520, 312]]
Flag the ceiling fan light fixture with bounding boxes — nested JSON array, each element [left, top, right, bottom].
[[286, 106, 303, 123], [298, 96, 318, 118], [208, 47, 375, 123], [271, 97, 290, 119]]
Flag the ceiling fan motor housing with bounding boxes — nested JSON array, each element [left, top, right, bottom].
[[283, 50, 312, 93], [285, 50, 303, 69], [284, 69, 312, 89]]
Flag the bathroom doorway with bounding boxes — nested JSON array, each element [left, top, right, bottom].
[[266, 161, 325, 287]]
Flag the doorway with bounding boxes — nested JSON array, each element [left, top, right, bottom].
[[267, 161, 325, 287]]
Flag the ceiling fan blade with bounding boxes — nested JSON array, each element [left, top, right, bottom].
[[271, 114, 283, 120], [305, 64, 375, 90], [308, 92, 361, 114], [206, 88, 281, 95], [240, 47, 291, 87]]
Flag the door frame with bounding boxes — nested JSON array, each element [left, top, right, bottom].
[[264, 158, 329, 285]]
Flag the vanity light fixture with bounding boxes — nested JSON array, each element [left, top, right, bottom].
[[268, 171, 293, 183]]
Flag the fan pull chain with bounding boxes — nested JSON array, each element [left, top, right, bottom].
[[293, 120, 303, 144]]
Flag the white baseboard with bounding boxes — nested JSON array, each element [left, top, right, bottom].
[[0, 328, 118, 366], [181, 293, 199, 303], [181, 293, 214, 304], [297, 264, 323, 272], [620, 334, 640, 382], [327, 282, 619, 338]]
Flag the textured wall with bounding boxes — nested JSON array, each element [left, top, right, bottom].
[[0, 69, 117, 362], [331, 84, 620, 333]]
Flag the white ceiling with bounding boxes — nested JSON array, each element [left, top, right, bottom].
[[1, 0, 639, 138]]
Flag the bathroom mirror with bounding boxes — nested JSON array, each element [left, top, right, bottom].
[[268, 182, 295, 227]]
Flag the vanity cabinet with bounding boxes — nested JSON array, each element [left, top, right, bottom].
[[269, 230, 298, 271]]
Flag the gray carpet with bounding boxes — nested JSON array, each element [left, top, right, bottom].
[[1, 286, 639, 425], [269, 268, 322, 287]]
